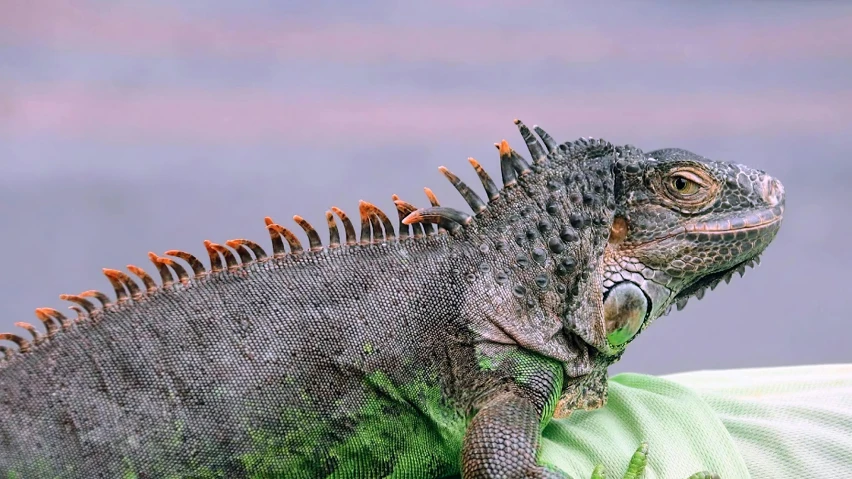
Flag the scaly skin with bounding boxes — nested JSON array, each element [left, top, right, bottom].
[[0, 120, 783, 478]]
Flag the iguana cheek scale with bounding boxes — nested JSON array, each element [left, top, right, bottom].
[[0, 119, 783, 479]]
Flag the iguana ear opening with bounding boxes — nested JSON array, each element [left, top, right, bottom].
[[608, 216, 628, 245]]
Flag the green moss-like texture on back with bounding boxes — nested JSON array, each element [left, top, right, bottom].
[[239, 371, 465, 479]]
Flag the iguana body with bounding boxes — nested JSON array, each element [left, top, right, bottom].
[[0, 120, 784, 479]]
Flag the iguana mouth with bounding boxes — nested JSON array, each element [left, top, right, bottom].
[[632, 204, 783, 247], [686, 216, 781, 234], [683, 205, 783, 235]]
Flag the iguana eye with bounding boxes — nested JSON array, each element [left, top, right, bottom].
[[653, 166, 718, 212], [667, 173, 701, 196]]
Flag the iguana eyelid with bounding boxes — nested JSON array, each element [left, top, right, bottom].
[[669, 170, 705, 186]]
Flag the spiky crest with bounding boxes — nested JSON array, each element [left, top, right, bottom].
[[80, 289, 112, 308], [0, 120, 645, 363]]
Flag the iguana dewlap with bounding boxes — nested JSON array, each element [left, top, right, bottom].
[[0, 120, 784, 479]]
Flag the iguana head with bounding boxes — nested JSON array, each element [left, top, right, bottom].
[[554, 145, 785, 417], [600, 146, 785, 352]]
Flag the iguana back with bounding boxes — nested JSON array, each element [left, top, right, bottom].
[[3, 233, 487, 477], [0, 120, 784, 479]]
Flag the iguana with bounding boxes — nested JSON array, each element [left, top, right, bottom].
[[0, 119, 785, 479]]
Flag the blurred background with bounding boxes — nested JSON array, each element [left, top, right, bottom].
[[0, 0, 850, 375]]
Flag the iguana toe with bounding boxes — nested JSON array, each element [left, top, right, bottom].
[[589, 443, 719, 479], [621, 442, 649, 479]]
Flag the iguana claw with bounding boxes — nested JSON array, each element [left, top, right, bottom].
[[589, 443, 720, 479], [589, 463, 607, 479]]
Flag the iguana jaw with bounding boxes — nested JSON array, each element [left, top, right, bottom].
[[671, 255, 760, 302], [671, 207, 783, 299], [599, 204, 783, 342]]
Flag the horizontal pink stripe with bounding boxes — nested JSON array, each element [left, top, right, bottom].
[[2, 84, 848, 142], [1, 1, 850, 62]]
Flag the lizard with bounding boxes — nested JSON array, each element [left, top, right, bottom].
[[0, 119, 785, 479]]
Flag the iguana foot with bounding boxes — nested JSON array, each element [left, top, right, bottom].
[[589, 443, 720, 479]]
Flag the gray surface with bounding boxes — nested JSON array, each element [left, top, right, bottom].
[[1, 1, 850, 375]]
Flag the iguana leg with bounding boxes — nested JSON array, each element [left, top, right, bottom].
[[462, 400, 719, 479], [461, 390, 567, 478]]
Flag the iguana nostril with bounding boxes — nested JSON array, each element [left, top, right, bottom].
[[761, 177, 785, 208]]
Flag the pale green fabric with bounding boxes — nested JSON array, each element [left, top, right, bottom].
[[540, 364, 852, 479]]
